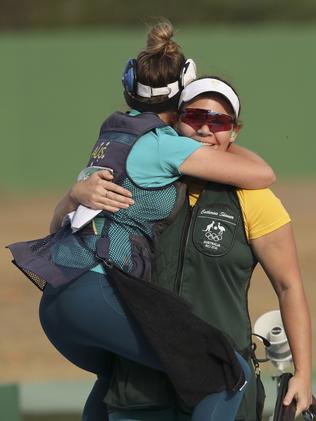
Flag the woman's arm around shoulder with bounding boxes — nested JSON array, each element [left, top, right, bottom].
[[179, 144, 276, 189]]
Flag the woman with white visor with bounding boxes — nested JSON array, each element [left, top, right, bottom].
[[71, 76, 312, 421]]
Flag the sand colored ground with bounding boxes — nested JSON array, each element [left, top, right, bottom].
[[0, 181, 315, 383]]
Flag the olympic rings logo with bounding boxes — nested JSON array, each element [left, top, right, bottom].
[[204, 231, 223, 242]]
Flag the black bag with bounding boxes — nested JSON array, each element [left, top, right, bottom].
[[273, 373, 296, 421]]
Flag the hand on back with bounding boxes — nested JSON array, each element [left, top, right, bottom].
[[70, 170, 134, 213]]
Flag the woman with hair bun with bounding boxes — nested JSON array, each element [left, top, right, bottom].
[[8, 21, 276, 421]]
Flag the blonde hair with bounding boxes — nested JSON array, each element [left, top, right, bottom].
[[145, 20, 182, 56], [136, 20, 185, 106]]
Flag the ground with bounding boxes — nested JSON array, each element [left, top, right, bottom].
[[1, 181, 315, 384]]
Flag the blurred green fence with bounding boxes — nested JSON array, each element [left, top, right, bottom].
[[1, 25, 316, 192], [0, 384, 22, 421]]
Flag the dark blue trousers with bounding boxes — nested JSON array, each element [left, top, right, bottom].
[[39, 271, 250, 421]]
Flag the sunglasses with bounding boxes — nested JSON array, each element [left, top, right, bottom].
[[180, 108, 236, 133]]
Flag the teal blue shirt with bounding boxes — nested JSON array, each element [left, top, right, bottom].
[[126, 110, 201, 188], [92, 111, 202, 273]]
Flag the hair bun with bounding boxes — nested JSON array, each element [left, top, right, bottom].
[[131, 19, 185, 113], [146, 21, 181, 56]]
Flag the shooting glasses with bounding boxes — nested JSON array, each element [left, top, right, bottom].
[[180, 108, 236, 133]]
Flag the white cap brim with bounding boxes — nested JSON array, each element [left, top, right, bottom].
[[178, 78, 240, 118]]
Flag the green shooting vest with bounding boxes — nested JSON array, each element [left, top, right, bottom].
[[105, 182, 259, 421]]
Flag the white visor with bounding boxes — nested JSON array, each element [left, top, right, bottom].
[[137, 80, 180, 99], [178, 78, 240, 118]]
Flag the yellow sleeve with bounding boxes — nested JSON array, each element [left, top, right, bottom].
[[236, 188, 291, 241], [187, 179, 206, 207]]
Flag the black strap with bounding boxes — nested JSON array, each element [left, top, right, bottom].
[[273, 373, 296, 421]]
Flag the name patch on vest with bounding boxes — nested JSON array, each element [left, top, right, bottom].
[[89, 140, 111, 164], [192, 204, 239, 257]]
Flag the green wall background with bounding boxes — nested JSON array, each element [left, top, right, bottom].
[[1, 25, 316, 192]]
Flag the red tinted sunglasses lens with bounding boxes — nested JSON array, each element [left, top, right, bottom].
[[181, 109, 206, 130], [207, 114, 234, 132], [181, 109, 234, 132]]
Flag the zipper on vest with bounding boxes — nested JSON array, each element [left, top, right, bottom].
[[176, 205, 201, 295], [174, 205, 192, 295], [174, 188, 205, 295]]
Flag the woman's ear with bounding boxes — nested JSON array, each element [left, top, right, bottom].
[[229, 125, 240, 142]]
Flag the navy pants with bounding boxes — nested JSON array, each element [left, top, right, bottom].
[[39, 271, 250, 421]]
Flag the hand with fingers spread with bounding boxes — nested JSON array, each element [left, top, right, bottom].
[[70, 170, 134, 213], [283, 372, 313, 418]]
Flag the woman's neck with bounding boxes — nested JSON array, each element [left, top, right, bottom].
[[158, 112, 177, 126]]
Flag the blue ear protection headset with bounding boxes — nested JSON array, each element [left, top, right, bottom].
[[122, 59, 138, 95], [122, 57, 197, 112]]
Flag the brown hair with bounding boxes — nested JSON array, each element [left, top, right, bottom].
[[125, 20, 186, 112], [137, 21, 184, 86]]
